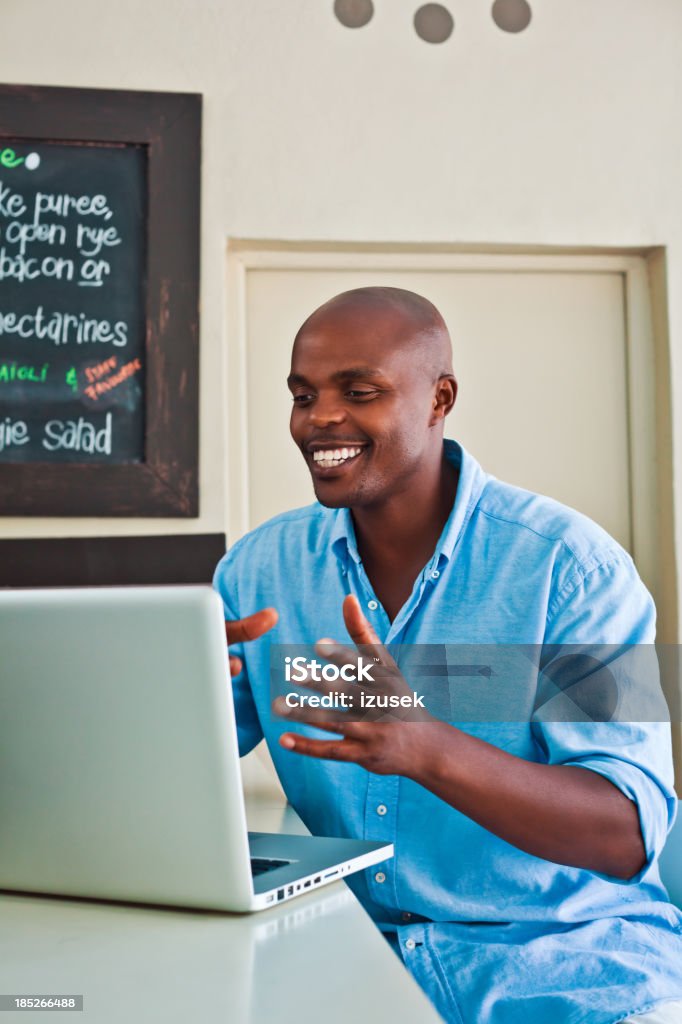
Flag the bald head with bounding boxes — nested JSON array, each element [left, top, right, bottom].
[[288, 286, 458, 510], [293, 286, 453, 383]]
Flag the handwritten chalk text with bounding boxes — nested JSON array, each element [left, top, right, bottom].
[[0, 361, 48, 384], [83, 357, 142, 400], [0, 306, 128, 347], [42, 413, 112, 454], [33, 190, 113, 224], [0, 415, 30, 453]]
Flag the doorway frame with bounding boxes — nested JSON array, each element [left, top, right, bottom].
[[226, 241, 676, 642]]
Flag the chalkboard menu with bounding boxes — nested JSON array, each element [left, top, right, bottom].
[[0, 140, 146, 463], [0, 84, 200, 516]]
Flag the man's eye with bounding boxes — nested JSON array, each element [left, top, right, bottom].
[[292, 394, 314, 404], [346, 390, 377, 400]]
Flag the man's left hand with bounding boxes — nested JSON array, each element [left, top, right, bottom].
[[273, 594, 434, 775]]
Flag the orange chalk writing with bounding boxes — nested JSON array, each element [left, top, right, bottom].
[[84, 356, 118, 383], [83, 357, 142, 400]]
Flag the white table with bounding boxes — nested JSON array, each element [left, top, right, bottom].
[[0, 797, 441, 1023]]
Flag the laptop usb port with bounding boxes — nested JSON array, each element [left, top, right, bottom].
[[304, 880, 311, 888], [277, 888, 285, 901], [314, 876, 321, 883]]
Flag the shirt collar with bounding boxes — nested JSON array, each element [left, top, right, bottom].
[[329, 439, 488, 570]]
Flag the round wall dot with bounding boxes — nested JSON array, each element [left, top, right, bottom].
[[334, 0, 374, 29], [414, 3, 454, 44], [25, 152, 41, 171], [492, 0, 532, 33]]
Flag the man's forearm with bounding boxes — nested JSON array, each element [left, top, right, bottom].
[[408, 721, 646, 880]]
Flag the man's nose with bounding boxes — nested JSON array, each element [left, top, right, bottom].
[[307, 392, 346, 427]]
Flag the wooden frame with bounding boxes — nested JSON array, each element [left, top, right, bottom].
[[0, 84, 201, 516]]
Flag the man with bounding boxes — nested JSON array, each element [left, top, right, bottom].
[[214, 287, 682, 1023]]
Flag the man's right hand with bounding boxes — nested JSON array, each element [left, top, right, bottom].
[[225, 608, 278, 677]]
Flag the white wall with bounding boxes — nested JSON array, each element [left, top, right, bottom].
[[2, 0, 681, 634]]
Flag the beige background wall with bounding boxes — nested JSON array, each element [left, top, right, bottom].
[[2, 0, 681, 632]]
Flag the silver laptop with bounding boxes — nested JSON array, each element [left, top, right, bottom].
[[0, 586, 393, 911]]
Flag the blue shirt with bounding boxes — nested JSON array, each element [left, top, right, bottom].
[[213, 440, 682, 1024]]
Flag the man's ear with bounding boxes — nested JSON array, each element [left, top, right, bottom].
[[430, 375, 457, 424]]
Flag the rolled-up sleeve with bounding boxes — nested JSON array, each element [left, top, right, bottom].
[[536, 552, 678, 882], [533, 720, 677, 882]]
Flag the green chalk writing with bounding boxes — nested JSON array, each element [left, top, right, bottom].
[[0, 148, 24, 168], [0, 362, 48, 384]]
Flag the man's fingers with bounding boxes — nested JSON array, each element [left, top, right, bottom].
[[313, 639, 357, 668], [341, 594, 398, 669], [343, 594, 381, 646], [272, 697, 357, 732], [286, 673, 359, 702], [278, 733, 361, 761], [229, 655, 243, 676], [225, 607, 278, 645]]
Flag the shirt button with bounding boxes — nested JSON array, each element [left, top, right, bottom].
[[431, 569, 440, 579], [405, 938, 416, 951], [367, 600, 378, 611], [376, 804, 387, 816], [375, 871, 386, 884]]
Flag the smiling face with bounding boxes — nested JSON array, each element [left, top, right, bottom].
[[288, 289, 456, 510]]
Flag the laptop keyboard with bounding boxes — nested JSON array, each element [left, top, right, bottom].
[[250, 857, 291, 877]]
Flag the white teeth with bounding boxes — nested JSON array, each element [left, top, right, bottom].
[[312, 446, 364, 468]]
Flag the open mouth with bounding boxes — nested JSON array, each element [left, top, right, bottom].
[[309, 445, 367, 471]]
